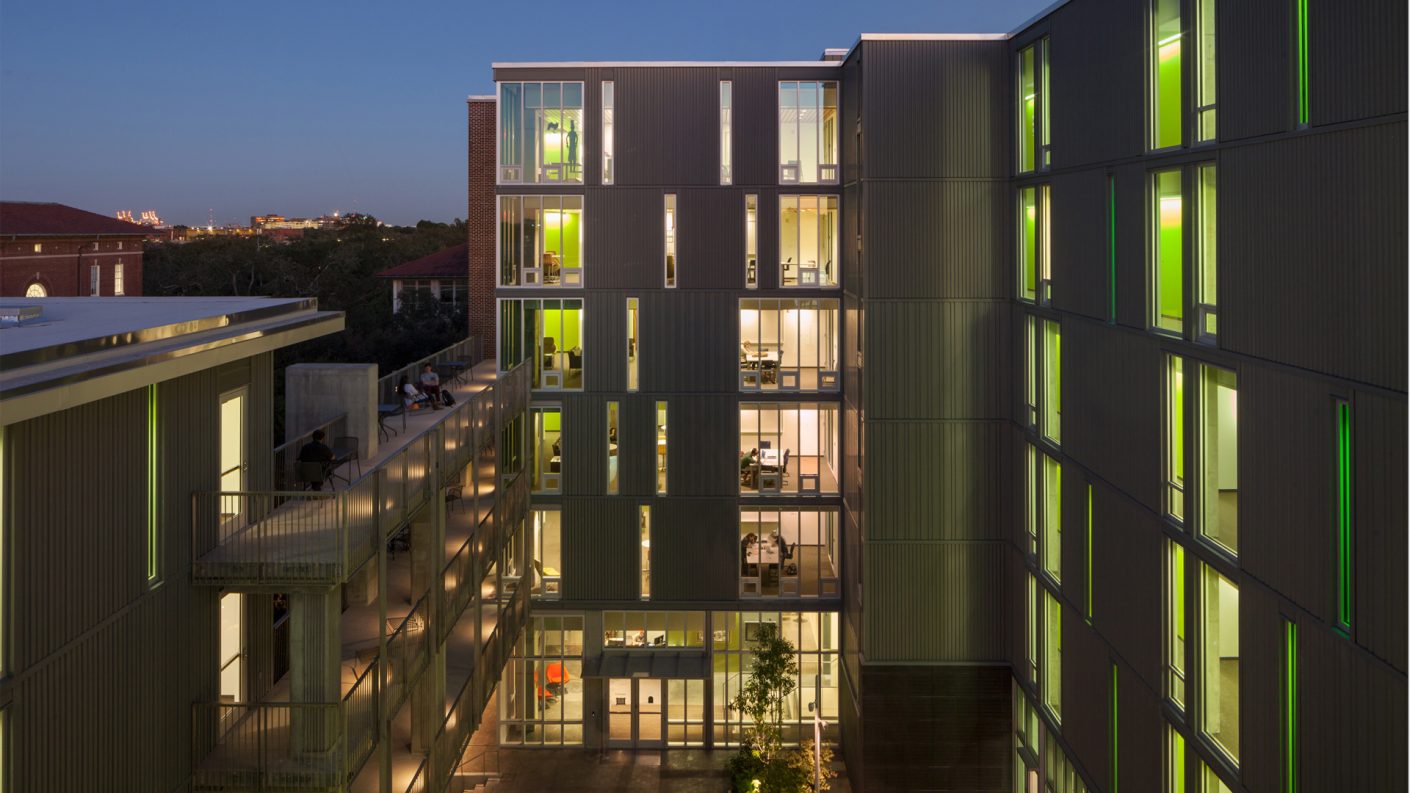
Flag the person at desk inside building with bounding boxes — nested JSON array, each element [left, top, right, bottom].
[[739, 448, 758, 488], [297, 429, 335, 491], [419, 363, 442, 410]]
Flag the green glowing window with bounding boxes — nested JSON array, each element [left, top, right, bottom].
[[1295, 0, 1310, 126], [1151, 169, 1184, 334], [1167, 725, 1186, 792], [1165, 355, 1186, 522], [498, 81, 585, 184], [1196, 0, 1217, 141], [1151, 0, 1183, 149], [1201, 764, 1234, 793], [1041, 319, 1061, 444], [1199, 562, 1240, 764], [1198, 365, 1239, 556], [1027, 573, 1039, 683], [1043, 588, 1062, 721], [1195, 165, 1218, 343], [530, 406, 562, 494], [1284, 619, 1299, 793], [1085, 484, 1094, 622], [1110, 662, 1119, 792], [498, 195, 585, 287], [501, 298, 585, 390], [147, 386, 160, 585], [1018, 185, 1051, 303], [1025, 315, 1038, 428], [1017, 38, 1050, 172], [1335, 399, 1352, 630], [1026, 445, 1039, 558], [1167, 539, 1187, 708], [1042, 453, 1062, 583]]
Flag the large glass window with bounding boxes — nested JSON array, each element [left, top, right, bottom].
[[1166, 539, 1187, 708], [498, 81, 585, 184], [601, 81, 615, 185], [778, 81, 838, 184], [1195, 0, 1217, 142], [739, 403, 840, 495], [1198, 365, 1238, 554], [603, 610, 706, 648], [745, 195, 759, 289], [1017, 38, 1051, 172], [626, 297, 639, 391], [668, 679, 707, 747], [739, 508, 840, 598], [779, 195, 839, 287], [640, 505, 652, 599], [720, 81, 733, 185], [1043, 589, 1062, 721], [1041, 454, 1062, 582], [531, 509, 561, 599], [738, 299, 840, 392], [1019, 185, 1051, 303], [499, 299, 584, 390], [1199, 563, 1240, 764], [712, 611, 839, 746], [1151, 0, 1183, 150], [1151, 170, 1184, 333], [1166, 355, 1186, 522], [530, 406, 561, 493], [1041, 319, 1061, 444], [500, 615, 585, 745], [498, 195, 584, 287], [1195, 164, 1218, 343], [664, 194, 677, 288], [655, 402, 668, 494]]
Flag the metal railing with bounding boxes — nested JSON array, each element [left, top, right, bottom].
[[344, 660, 379, 780], [404, 757, 428, 793], [377, 337, 478, 406], [385, 596, 431, 714], [191, 702, 344, 792], [275, 413, 349, 491]]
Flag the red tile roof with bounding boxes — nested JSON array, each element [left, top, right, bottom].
[[0, 201, 154, 237], [376, 242, 469, 279]]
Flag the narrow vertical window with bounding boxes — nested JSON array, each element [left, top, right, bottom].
[[655, 401, 668, 494], [532, 509, 562, 599], [531, 406, 563, 494], [1019, 186, 1038, 301], [1027, 573, 1039, 683], [1042, 454, 1062, 582], [1040, 38, 1051, 167], [1043, 589, 1062, 720], [745, 195, 759, 288], [1085, 484, 1094, 622], [1166, 539, 1187, 708], [1025, 445, 1039, 558], [720, 81, 733, 185], [1335, 399, 1352, 631], [1198, 364, 1238, 555], [1110, 662, 1119, 793], [664, 194, 677, 288], [1024, 315, 1037, 428], [626, 298, 639, 391], [1151, 0, 1184, 149], [1284, 618, 1299, 793], [1018, 44, 1037, 172], [1195, 165, 1218, 343], [1201, 765, 1234, 793], [1196, 0, 1217, 141], [1199, 562, 1240, 764], [1151, 169, 1184, 334], [1167, 725, 1187, 792], [1295, 0, 1310, 126], [90, 263, 101, 296], [114, 262, 125, 296], [1166, 355, 1186, 521], [147, 385, 159, 584], [639, 506, 652, 600], [601, 81, 615, 184], [607, 402, 619, 494], [1041, 319, 1061, 443], [1109, 174, 1118, 323]]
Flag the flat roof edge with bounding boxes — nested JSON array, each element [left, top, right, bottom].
[[1009, 0, 1072, 35], [492, 61, 841, 69]]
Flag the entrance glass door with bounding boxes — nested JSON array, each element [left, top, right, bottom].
[[606, 678, 666, 748]]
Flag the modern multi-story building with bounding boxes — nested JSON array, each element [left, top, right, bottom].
[[485, 1, 1406, 791], [0, 296, 532, 792], [0, 201, 151, 296]]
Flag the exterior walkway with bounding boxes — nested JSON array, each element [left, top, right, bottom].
[[483, 748, 851, 793]]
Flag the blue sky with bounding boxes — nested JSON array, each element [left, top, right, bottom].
[[0, 0, 1051, 226]]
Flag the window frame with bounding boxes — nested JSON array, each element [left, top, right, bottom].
[[777, 80, 839, 185], [1016, 37, 1052, 173], [1149, 168, 1185, 336], [745, 194, 759, 289], [496, 80, 586, 185], [1018, 184, 1051, 304], [778, 194, 840, 289], [1149, 0, 1185, 151], [601, 80, 615, 185], [720, 80, 733, 185], [664, 194, 677, 288], [496, 194, 586, 288]]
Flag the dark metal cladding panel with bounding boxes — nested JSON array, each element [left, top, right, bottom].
[[732, 68, 783, 188], [560, 393, 604, 497], [662, 393, 739, 497], [1221, 123, 1407, 392], [583, 290, 627, 393], [861, 40, 1009, 180], [1113, 661, 1163, 793], [1353, 389, 1408, 671], [617, 394, 658, 497], [1309, 0, 1408, 126], [1061, 612, 1111, 791], [647, 497, 739, 601], [862, 181, 1009, 300], [615, 68, 723, 186], [863, 540, 1008, 662], [584, 186, 667, 290], [1238, 581, 1287, 792], [1046, 0, 1146, 167], [864, 420, 1007, 542], [1219, 0, 1293, 141], [639, 290, 738, 394], [677, 187, 746, 290], [841, 181, 862, 298], [1063, 319, 1163, 514], [755, 188, 781, 291], [1089, 482, 1164, 693], [1050, 168, 1112, 322], [864, 299, 1010, 421], [1112, 162, 1149, 330], [841, 50, 862, 187], [561, 497, 641, 601]]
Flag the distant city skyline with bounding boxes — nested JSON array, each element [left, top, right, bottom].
[[0, 0, 1052, 227]]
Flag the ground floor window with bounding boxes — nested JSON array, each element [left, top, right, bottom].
[[500, 615, 586, 746], [711, 610, 838, 746]]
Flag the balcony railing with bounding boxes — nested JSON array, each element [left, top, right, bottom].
[[376, 337, 478, 406], [275, 413, 349, 491], [384, 595, 431, 714], [192, 358, 530, 587]]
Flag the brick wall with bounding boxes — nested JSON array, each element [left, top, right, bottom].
[[467, 98, 496, 361], [0, 236, 145, 296]]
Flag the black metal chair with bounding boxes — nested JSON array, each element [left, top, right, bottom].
[[295, 461, 328, 492], [445, 484, 464, 512], [333, 436, 361, 478]]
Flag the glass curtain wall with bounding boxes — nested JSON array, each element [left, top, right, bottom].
[[738, 508, 840, 598], [500, 615, 585, 745], [738, 299, 840, 392], [779, 196, 839, 287], [498, 195, 584, 287], [499, 81, 585, 183], [778, 82, 839, 184], [711, 611, 839, 745], [499, 299, 585, 389], [739, 403, 840, 495]]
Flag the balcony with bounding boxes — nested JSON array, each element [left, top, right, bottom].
[[192, 352, 530, 587]]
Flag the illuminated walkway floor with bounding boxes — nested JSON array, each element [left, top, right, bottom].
[[476, 746, 851, 793]]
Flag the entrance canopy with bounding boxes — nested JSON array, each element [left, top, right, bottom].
[[585, 651, 708, 680]]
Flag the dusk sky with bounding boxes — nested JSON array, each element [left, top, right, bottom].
[[1, 0, 1052, 227]]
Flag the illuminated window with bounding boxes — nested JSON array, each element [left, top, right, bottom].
[[1017, 37, 1051, 171], [1199, 563, 1240, 764], [499, 614, 585, 745], [1195, 164, 1218, 343], [1027, 574, 1039, 683], [23, 282, 45, 297], [711, 611, 839, 746], [720, 81, 733, 185], [532, 509, 561, 599], [607, 402, 619, 494], [1041, 454, 1061, 583], [1166, 355, 1186, 521], [1197, 365, 1238, 555], [1043, 589, 1062, 721], [656, 402, 668, 495], [1166, 539, 1187, 708], [1018, 185, 1051, 303], [739, 403, 840, 495], [1195, 0, 1217, 142], [498, 195, 584, 287], [738, 299, 840, 392], [602, 81, 615, 184], [1294, 0, 1310, 126], [778, 81, 838, 184], [1151, 169, 1183, 334], [114, 262, 125, 296], [745, 195, 759, 288], [1284, 619, 1299, 793], [1025, 445, 1038, 558], [90, 263, 101, 296], [1041, 319, 1061, 444], [498, 81, 585, 184], [664, 194, 677, 288], [626, 298, 639, 392], [530, 405, 562, 494], [1024, 315, 1038, 428], [219, 593, 243, 702], [498, 299, 584, 390], [148, 385, 161, 585], [639, 506, 652, 599], [1151, 0, 1183, 149], [739, 508, 840, 598], [1167, 725, 1187, 792], [779, 196, 839, 287], [1334, 399, 1353, 631]]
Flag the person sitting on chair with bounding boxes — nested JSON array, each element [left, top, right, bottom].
[[739, 448, 758, 487], [297, 429, 335, 491], [419, 363, 442, 411]]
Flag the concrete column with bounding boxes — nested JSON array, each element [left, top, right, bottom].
[[285, 363, 379, 460], [289, 587, 342, 756]]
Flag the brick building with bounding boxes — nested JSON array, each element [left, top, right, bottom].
[[467, 95, 496, 361], [0, 201, 151, 297], [375, 241, 470, 313]]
